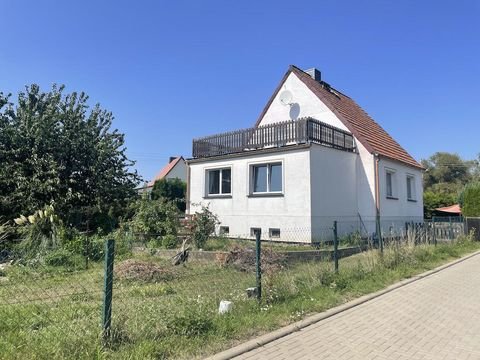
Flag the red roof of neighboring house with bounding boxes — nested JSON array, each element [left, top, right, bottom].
[[435, 204, 462, 214], [256, 65, 423, 169], [147, 157, 183, 187]]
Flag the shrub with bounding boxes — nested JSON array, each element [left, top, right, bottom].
[[191, 205, 219, 249], [151, 178, 187, 212], [44, 249, 76, 267], [130, 198, 179, 241], [162, 235, 178, 249], [14, 206, 61, 256], [459, 182, 480, 217]]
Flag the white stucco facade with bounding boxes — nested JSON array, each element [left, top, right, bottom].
[[187, 69, 424, 243]]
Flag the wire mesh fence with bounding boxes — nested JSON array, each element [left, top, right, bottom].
[[0, 216, 475, 358]]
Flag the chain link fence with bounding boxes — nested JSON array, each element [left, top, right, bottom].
[[0, 216, 474, 359]]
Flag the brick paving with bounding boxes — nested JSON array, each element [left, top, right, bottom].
[[233, 254, 480, 360]]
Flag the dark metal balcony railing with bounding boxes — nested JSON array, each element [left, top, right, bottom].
[[192, 117, 356, 158]]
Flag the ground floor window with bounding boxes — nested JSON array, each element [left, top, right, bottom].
[[206, 168, 231, 196], [250, 162, 282, 194]]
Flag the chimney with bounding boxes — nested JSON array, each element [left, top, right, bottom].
[[169, 156, 177, 163], [305, 68, 321, 81]]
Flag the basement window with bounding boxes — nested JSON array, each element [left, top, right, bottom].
[[219, 226, 229, 235], [269, 228, 281, 238], [250, 227, 261, 238]]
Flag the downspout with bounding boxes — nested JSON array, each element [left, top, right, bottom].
[[374, 154, 383, 251], [186, 162, 191, 215]]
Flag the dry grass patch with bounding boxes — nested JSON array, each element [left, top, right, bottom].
[[115, 259, 175, 282]]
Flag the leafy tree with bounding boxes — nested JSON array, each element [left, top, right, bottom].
[[0, 85, 141, 231], [421, 152, 475, 217], [459, 182, 480, 217], [151, 178, 186, 212]]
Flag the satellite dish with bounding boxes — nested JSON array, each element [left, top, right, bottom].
[[279, 90, 293, 106]]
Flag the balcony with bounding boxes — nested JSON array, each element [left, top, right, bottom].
[[192, 117, 356, 159]]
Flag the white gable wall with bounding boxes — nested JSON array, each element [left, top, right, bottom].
[[258, 72, 378, 229], [258, 73, 349, 131], [165, 159, 187, 182]]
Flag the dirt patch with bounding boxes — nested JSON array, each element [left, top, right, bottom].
[[115, 260, 175, 282], [222, 246, 286, 272]]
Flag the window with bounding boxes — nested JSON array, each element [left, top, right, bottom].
[[269, 228, 281, 238], [251, 163, 282, 194], [206, 168, 231, 196], [250, 227, 261, 237], [385, 169, 396, 199], [406, 175, 416, 201], [219, 226, 229, 235]]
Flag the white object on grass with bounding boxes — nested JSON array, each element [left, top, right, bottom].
[[218, 300, 233, 314]]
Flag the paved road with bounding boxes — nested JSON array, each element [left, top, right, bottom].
[[233, 254, 480, 360]]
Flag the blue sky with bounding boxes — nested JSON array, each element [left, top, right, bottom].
[[1, 0, 479, 181]]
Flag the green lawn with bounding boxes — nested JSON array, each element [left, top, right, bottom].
[[0, 238, 479, 359]]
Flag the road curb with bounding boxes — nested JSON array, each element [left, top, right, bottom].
[[207, 249, 480, 360]]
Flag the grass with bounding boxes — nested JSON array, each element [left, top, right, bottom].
[[0, 237, 479, 359]]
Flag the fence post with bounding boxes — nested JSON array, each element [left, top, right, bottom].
[[255, 231, 262, 301], [376, 214, 383, 254], [84, 236, 89, 270], [449, 217, 453, 240], [102, 239, 115, 340], [333, 221, 339, 273], [432, 217, 437, 246]]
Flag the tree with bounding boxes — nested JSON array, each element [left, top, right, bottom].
[[151, 178, 186, 212], [459, 182, 480, 217], [0, 85, 141, 231], [422, 152, 472, 192], [421, 152, 474, 218]]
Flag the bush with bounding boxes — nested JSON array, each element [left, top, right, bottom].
[[44, 249, 76, 267], [191, 205, 219, 249], [151, 178, 187, 212], [162, 235, 178, 249], [459, 182, 480, 216], [130, 198, 179, 241]]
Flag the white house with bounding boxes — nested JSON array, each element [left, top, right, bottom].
[[137, 156, 187, 194], [186, 66, 424, 243]]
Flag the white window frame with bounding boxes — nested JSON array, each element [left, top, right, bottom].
[[385, 168, 397, 199], [205, 167, 231, 197], [249, 161, 283, 195], [406, 174, 416, 201]]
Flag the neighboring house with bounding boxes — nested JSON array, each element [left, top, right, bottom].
[[137, 156, 187, 194], [433, 204, 462, 217], [186, 66, 424, 242]]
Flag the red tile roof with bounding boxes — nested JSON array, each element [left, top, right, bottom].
[[256, 65, 423, 169], [435, 204, 461, 214], [147, 156, 183, 187]]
